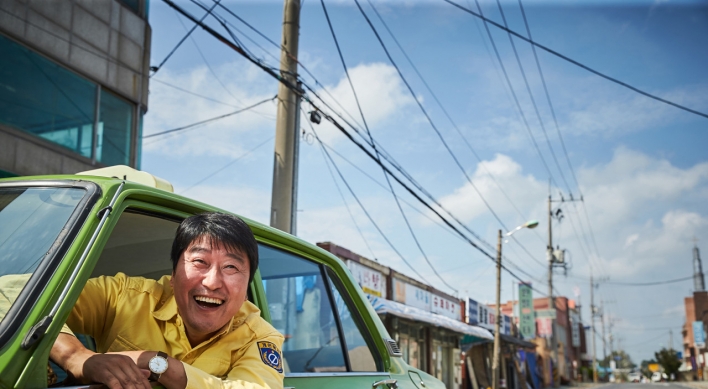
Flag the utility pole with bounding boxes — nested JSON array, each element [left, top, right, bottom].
[[600, 306, 607, 368], [590, 275, 598, 383], [493, 230, 503, 389], [670, 329, 674, 350], [547, 195, 557, 386], [270, 0, 301, 234]]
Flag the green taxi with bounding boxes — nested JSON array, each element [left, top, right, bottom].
[[0, 166, 443, 389]]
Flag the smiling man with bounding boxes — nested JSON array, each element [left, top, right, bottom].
[[49, 212, 284, 389]]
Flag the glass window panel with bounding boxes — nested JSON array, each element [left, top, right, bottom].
[[0, 35, 95, 158], [259, 245, 346, 373], [0, 187, 86, 325], [98, 90, 132, 166], [327, 271, 378, 372]]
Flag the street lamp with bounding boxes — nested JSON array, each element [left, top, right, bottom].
[[493, 220, 539, 389]]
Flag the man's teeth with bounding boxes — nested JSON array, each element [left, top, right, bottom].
[[195, 296, 223, 305]]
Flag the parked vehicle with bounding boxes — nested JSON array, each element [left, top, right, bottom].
[[651, 371, 668, 382], [627, 371, 642, 382], [0, 166, 444, 389]]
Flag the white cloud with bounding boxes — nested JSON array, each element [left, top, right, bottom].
[[178, 185, 272, 224], [143, 63, 278, 158], [435, 153, 546, 225], [307, 63, 416, 145]]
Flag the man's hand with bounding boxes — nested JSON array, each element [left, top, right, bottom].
[[51, 333, 151, 389]]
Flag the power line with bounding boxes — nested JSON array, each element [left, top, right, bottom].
[[142, 95, 276, 139], [443, 0, 708, 120], [164, 0, 548, 297], [312, 127, 432, 285], [150, 78, 241, 108], [494, 0, 572, 194], [366, 0, 547, 249], [179, 136, 274, 194], [309, 113, 378, 262], [174, 9, 246, 106], [606, 275, 693, 286], [321, 0, 457, 294], [516, 0, 582, 196], [151, 0, 220, 76], [355, 0, 546, 272], [470, 0, 558, 188]]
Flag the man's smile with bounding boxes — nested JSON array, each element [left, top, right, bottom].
[[194, 295, 225, 308]]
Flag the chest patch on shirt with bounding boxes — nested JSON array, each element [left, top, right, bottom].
[[258, 341, 283, 373]]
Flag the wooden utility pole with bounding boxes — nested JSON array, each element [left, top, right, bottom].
[[492, 230, 503, 389], [270, 0, 301, 234]]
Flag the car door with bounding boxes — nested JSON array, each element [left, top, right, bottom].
[[257, 243, 409, 389]]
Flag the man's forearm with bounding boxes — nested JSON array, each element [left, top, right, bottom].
[[49, 333, 95, 381]]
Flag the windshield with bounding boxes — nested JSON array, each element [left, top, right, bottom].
[[0, 187, 86, 325]]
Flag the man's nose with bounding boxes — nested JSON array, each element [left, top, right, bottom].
[[201, 265, 223, 290]]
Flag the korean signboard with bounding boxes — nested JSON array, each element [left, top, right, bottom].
[[392, 278, 431, 311], [467, 298, 479, 325], [694, 321, 706, 349], [537, 317, 553, 338], [468, 298, 510, 332], [432, 294, 462, 320], [570, 311, 581, 347], [518, 282, 535, 339], [347, 260, 386, 297]]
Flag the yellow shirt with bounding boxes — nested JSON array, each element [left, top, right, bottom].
[[63, 272, 284, 389]]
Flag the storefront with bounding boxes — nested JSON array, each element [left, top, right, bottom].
[[369, 295, 494, 388]]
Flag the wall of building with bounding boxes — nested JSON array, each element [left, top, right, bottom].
[[0, 0, 150, 176]]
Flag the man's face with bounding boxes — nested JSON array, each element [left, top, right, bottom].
[[171, 237, 250, 346]]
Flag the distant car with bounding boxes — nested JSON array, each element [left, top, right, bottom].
[[651, 372, 668, 382], [628, 372, 642, 382]]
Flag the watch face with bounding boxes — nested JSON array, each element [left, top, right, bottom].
[[149, 356, 168, 374]]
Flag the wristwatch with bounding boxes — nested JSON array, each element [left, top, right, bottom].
[[148, 351, 169, 382]]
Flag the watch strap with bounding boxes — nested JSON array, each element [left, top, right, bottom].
[[148, 351, 169, 382]]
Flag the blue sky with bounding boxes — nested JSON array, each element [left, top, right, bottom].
[[143, 0, 708, 362]]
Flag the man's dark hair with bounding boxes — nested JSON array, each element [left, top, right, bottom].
[[171, 212, 258, 284]]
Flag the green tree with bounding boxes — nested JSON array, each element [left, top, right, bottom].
[[601, 350, 637, 370], [655, 348, 681, 380]]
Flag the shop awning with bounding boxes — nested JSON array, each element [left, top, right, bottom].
[[500, 333, 536, 349], [367, 296, 493, 341]]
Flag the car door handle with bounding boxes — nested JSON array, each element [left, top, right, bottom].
[[372, 379, 398, 389]]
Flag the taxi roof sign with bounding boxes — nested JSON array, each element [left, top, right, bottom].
[[77, 165, 174, 193]]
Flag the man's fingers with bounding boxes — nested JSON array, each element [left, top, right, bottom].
[[115, 359, 149, 389]]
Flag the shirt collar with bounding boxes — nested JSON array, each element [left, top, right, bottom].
[[152, 294, 179, 322]]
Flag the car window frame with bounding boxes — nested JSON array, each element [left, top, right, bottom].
[[256, 241, 386, 376], [0, 180, 100, 350]]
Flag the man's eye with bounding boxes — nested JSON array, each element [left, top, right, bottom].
[[224, 265, 239, 273]]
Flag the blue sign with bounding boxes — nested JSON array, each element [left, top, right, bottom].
[[694, 321, 705, 347], [467, 298, 479, 325]]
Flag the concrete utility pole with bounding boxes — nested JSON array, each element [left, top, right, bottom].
[[493, 230, 503, 389], [600, 306, 607, 368], [590, 275, 598, 383], [547, 195, 558, 386], [270, 0, 301, 234]]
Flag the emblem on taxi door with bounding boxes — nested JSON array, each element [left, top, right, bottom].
[[258, 341, 283, 373]]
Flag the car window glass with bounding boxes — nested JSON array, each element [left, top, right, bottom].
[[0, 187, 85, 325], [259, 244, 347, 373], [326, 270, 379, 372]]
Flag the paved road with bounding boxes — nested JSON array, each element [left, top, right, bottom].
[[578, 383, 703, 389]]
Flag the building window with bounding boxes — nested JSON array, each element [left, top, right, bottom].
[[0, 34, 138, 166], [98, 90, 132, 166], [0, 34, 95, 159]]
